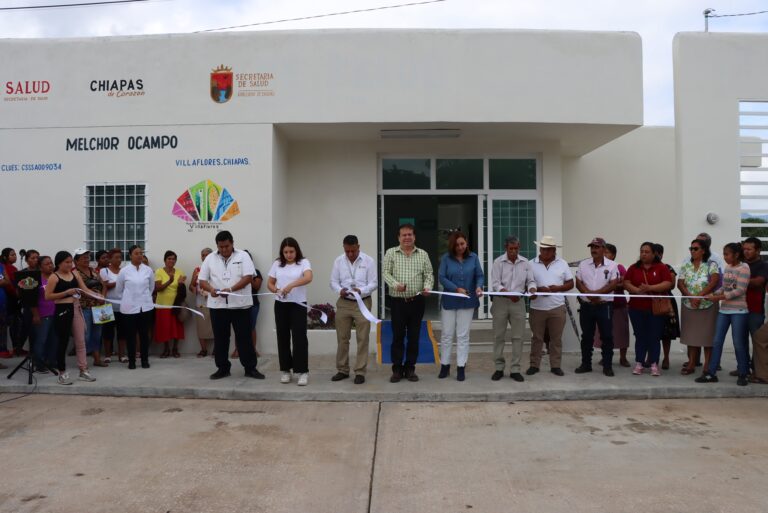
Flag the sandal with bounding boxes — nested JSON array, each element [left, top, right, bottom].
[[160, 347, 171, 359], [104, 357, 111, 364], [119, 356, 128, 363], [172, 349, 180, 358], [681, 366, 695, 375], [93, 361, 109, 367], [197, 350, 207, 358], [749, 375, 768, 384]]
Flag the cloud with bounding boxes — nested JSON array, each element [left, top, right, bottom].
[[2, 0, 767, 124]]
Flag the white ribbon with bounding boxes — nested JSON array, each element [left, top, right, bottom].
[[484, 291, 708, 300], [346, 290, 381, 325], [421, 290, 471, 298], [218, 290, 329, 324], [76, 288, 205, 318]]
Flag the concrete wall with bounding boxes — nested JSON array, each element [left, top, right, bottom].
[[673, 32, 768, 250], [562, 126, 677, 267], [0, 29, 642, 128]]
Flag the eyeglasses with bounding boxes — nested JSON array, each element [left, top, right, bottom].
[[689, 247, 701, 251]]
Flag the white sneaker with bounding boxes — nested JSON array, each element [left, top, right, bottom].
[[280, 372, 292, 384], [58, 373, 73, 385], [297, 373, 309, 386], [79, 370, 96, 382]]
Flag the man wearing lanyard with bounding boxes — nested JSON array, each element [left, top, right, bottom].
[[490, 235, 537, 382], [382, 223, 433, 383], [198, 230, 264, 380], [527, 235, 574, 377], [575, 237, 619, 376], [330, 235, 378, 384]]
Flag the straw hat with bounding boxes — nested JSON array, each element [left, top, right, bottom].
[[533, 235, 561, 248]]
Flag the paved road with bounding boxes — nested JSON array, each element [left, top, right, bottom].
[[0, 395, 765, 513]]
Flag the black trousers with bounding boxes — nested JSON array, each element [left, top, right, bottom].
[[122, 310, 153, 365], [54, 303, 74, 371], [390, 295, 425, 373], [8, 299, 25, 350], [274, 301, 308, 373], [580, 302, 614, 369], [210, 307, 257, 373]]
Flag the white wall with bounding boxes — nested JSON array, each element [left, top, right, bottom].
[[674, 32, 768, 250], [0, 29, 642, 129], [0, 123, 277, 352], [562, 126, 678, 267]]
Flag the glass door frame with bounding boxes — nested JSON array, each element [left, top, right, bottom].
[[377, 154, 543, 320]]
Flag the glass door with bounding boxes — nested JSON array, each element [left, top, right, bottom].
[[380, 195, 478, 320]]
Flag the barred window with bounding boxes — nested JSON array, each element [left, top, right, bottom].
[[85, 183, 148, 261]]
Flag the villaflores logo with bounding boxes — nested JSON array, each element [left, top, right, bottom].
[[173, 179, 240, 231], [90, 78, 145, 98], [4, 80, 51, 102], [210, 64, 275, 104]]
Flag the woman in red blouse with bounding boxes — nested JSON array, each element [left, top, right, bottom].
[[623, 242, 674, 377]]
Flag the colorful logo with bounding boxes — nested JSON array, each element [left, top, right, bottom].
[[172, 179, 240, 223], [210, 65, 233, 104]]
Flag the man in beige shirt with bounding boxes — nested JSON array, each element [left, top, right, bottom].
[[490, 236, 537, 382]]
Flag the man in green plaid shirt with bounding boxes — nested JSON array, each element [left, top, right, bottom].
[[382, 223, 433, 382]]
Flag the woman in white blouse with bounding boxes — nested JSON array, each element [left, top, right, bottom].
[[268, 237, 313, 386], [116, 245, 155, 369]]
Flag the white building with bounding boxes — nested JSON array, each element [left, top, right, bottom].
[[1, 29, 764, 353]]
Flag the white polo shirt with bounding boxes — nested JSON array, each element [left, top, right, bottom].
[[530, 257, 573, 311], [576, 257, 619, 302], [198, 248, 255, 309]]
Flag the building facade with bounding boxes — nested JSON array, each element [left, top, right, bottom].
[[1, 29, 762, 353]]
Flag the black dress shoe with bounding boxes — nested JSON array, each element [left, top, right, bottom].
[[331, 372, 350, 382], [551, 368, 564, 376], [603, 367, 615, 377], [510, 372, 525, 382], [210, 369, 231, 380], [390, 372, 402, 383], [245, 368, 265, 379], [128, 362, 136, 369], [526, 366, 539, 376], [141, 362, 150, 369], [354, 375, 365, 384], [405, 368, 419, 382], [574, 365, 593, 374], [491, 370, 504, 381]]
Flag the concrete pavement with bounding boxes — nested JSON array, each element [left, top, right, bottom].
[[1, 349, 767, 402], [1, 395, 766, 513]]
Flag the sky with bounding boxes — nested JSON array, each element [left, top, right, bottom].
[[2, 0, 768, 125]]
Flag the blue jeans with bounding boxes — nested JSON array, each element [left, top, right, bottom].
[[82, 308, 103, 354], [628, 309, 664, 365], [33, 315, 57, 367], [709, 312, 749, 377]]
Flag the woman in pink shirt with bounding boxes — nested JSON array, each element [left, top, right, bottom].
[[696, 243, 751, 386]]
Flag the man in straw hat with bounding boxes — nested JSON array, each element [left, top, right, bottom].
[[527, 236, 573, 377]]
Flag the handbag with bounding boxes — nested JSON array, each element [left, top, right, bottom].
[[643, 269, 673, 317], [92, 303, 116, 324]]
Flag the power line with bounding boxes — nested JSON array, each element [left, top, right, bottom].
[[0, 0, 154, 11], [707, 9, 768, 18], [196, 0, 447, 33]]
